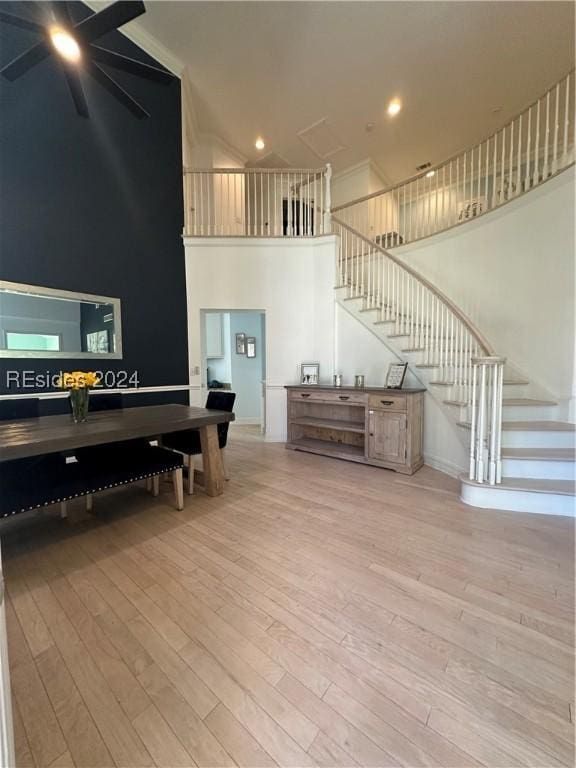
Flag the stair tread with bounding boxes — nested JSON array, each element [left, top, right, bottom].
[[462, 475, 576, 495], [459, 420, 576, 431], [502, 448, 576, 461], [432, 379, 529, 386], [460, 475, 576, 496], [448, 398, 558, 407], [502, 398, 558, 406]]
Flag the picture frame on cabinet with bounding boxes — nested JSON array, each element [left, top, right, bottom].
[[300, 362, 319, 385], [385, 362, 408, 389]]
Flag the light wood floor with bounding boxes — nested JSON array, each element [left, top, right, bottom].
[[1, 426, 574, 768]]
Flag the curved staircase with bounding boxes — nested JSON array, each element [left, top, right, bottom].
[[329, 70, 575, 517], [332, 217, 575, 517]]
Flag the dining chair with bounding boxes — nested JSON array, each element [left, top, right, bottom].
[[0, 397, 40, 421], [89, 392, 124, 411], [161, 391, 236, 494]]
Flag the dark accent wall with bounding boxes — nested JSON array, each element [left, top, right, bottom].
[[0, 1, 188, 405]]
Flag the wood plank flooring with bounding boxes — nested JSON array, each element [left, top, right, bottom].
[[1, 426, 574, 768]]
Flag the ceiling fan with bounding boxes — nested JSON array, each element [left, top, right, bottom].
[[0, 1, 175, 119]]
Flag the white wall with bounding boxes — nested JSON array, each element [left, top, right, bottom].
[[185, 171, 573, 470], [332, 160, 398, 239], [185, 236, 337, 440], [396, 168, 576, 415], [335, 302, 468, 475], [331, 159, 388, 209]]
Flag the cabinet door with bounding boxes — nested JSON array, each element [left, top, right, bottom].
[[368, 410, 407, 464], [205, 313, 223, 358]]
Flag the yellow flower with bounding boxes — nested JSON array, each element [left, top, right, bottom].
[[57, 371, 100, 389]]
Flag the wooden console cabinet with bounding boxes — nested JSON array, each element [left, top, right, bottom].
[[285, 385, 425, 474]]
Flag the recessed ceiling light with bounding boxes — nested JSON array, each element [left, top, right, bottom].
[[425, 170, 435, 178], [255, 137, 265, 150], [387, 99, 402, 117], [50, 27, 81, 63]]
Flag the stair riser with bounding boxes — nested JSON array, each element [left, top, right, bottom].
[[501, 458, 576, 481], [502, 405, 559, 420], [461, 484, 575, 516], [501, 431, 576, 449]]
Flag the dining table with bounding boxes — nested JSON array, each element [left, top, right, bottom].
[[0, 403, 235, 497]]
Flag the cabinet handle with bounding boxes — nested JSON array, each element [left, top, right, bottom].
[[380, 400, 395, 405], [369, 432, 374, 437], [300, 393, 311, 398], [339, 396, 350, 401]]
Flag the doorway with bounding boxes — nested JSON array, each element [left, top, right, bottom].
[[201, 309, 266, 435]]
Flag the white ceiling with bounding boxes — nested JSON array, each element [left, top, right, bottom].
[[126, 1, 574, 182]]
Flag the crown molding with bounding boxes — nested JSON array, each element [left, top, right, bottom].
[[333, 157, 391, 187], [82, 1, 184, 76], [181, 68, 200, 146], [332, 158, 372, 182], [204, 132, 248, 166]]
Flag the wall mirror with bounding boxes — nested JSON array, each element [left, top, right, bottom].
[[0, 281, 123, 359]]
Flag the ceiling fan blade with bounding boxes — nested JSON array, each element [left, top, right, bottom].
[[0, 10, 43, 33], [0, 39, 51, 81], [86, 60, 149, 119], [74, 1, 145, 44], [61, 64, 89, 118], [89, 45, 173, 83]]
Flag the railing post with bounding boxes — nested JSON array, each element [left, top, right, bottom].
[[469, 362, 478, 480], [324, 163, 332, 235], [470, 356, 506, 485]]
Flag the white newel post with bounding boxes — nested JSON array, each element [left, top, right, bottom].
[[470, 356, 506, 485], [324, 163, 332, 235]]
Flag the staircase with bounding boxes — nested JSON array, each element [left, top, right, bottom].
[[332, 217, 576, 517]]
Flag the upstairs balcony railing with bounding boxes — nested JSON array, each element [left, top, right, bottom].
[[333, 70, 574, 246], [183, 165, 332, 237]]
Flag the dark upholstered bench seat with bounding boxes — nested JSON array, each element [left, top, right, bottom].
[[0, 446, 184, 519]]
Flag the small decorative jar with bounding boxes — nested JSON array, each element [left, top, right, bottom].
[[333, 374, 342, 387], [354, 374, 365, 388]]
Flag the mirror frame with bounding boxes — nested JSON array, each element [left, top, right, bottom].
[[0, 280, 123, 359]]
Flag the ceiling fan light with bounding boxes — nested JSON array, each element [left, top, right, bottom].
[[50, 27, 81, 63]]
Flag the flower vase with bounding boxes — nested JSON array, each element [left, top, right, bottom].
[[70, 388, 90, 423]]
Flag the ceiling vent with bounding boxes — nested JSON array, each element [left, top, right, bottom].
[[416, 161, 432, 171], [297, 118, 345, 160]]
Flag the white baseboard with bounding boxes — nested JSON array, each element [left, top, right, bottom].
[[232, 417, 262, 426], [460, 479, 575, 517], [264, 432, 287, 443], [424, 454, 466, 479]]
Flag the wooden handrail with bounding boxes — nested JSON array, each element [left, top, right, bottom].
[[333, 216, 495, 356]]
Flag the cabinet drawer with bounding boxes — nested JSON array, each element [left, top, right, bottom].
[[368, 393, 406, 411], [289, 390, 366, 405]]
